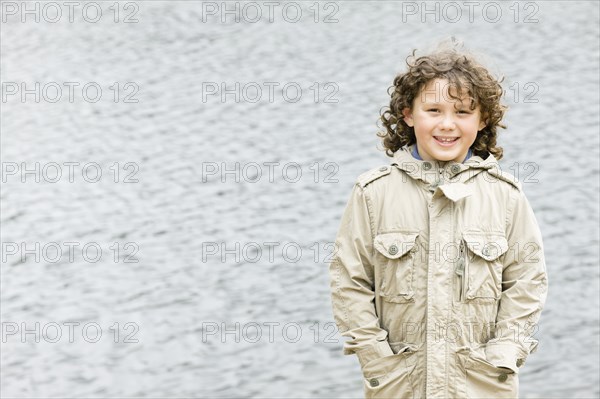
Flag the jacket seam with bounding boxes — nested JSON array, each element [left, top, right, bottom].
[[505, 186, 519, 234], [333, 258, 350, 331], [361, 185, 377, 257]]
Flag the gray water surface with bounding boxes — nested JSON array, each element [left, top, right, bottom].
[[1, 1, 599, 397]]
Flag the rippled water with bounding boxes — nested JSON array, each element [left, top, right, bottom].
[[1, 1, 599, 397]]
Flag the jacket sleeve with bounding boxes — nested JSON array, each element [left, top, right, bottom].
[[328, 183, 394, 369], [485, 186, 549, 373]]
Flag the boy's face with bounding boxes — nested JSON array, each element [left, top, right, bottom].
[[402, 78, 486, 163]]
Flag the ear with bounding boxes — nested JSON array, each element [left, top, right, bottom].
[[478, 111, 488, 131], [478, 119, 486, 131], [402, 107, 414, 127]]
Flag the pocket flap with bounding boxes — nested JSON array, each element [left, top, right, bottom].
[[462, 230, 509, 261], [374, 231, 419, 259]]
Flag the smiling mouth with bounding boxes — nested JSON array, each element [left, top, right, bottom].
[[434, 136, 459, 144]]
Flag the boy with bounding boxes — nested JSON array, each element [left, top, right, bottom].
[[328, 44, 548, 399]]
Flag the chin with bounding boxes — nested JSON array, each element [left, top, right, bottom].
[[433, 152, 457, 161]]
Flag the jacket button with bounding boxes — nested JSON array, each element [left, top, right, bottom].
[[369, 378, 379, 387], [379, 166, 388, 172], [516, 358, 524, 367], [388, 245, 398, 255], [451, 165, 461, 174], [498, 373, 508, 382], [482, 247, 490, 256], [423, 162, 432, 170]]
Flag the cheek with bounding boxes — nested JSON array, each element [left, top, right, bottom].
[[413, 118, 435, 133], [413, 125, 432, 138], [462, 119, 482, 132]]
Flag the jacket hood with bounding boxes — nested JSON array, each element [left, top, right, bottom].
[[389, 143, 519, 202], [392, 143, 498, 174]]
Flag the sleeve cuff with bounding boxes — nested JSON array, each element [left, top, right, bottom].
[[352, 340, 394, 368], [485, 342, 527, 374]]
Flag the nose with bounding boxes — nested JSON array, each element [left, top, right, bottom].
[[439, 114, 456, 130]]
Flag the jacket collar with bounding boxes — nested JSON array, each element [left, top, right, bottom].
[[390, 143, 501, 202], [412, 144, 473, 164], [392, 143, 498, 176]]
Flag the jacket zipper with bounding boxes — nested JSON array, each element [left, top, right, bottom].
[[455, 240, 466, 302]]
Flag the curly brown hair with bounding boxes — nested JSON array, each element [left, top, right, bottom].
[[378, 46, 507, 160]]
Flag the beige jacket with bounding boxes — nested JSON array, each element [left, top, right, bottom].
[[329, 144, 548, 399]]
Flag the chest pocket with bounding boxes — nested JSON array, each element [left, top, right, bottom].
[[374, 231, 419, 303], [462, 230, 509, 301]]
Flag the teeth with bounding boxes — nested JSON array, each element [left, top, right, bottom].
[[436, 137, 458, 142]]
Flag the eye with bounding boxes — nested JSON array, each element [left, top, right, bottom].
[[457, 110, 471, 114], [427, 108, 440, 112]]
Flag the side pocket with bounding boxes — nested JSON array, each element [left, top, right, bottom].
[[362, 343, 418, 399], [461, 230, 509, 302], [456, 347, 518, 399], [374, 231, 420, 303]]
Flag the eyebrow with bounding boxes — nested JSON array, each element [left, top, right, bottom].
[[422, 103, 472, 107]]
